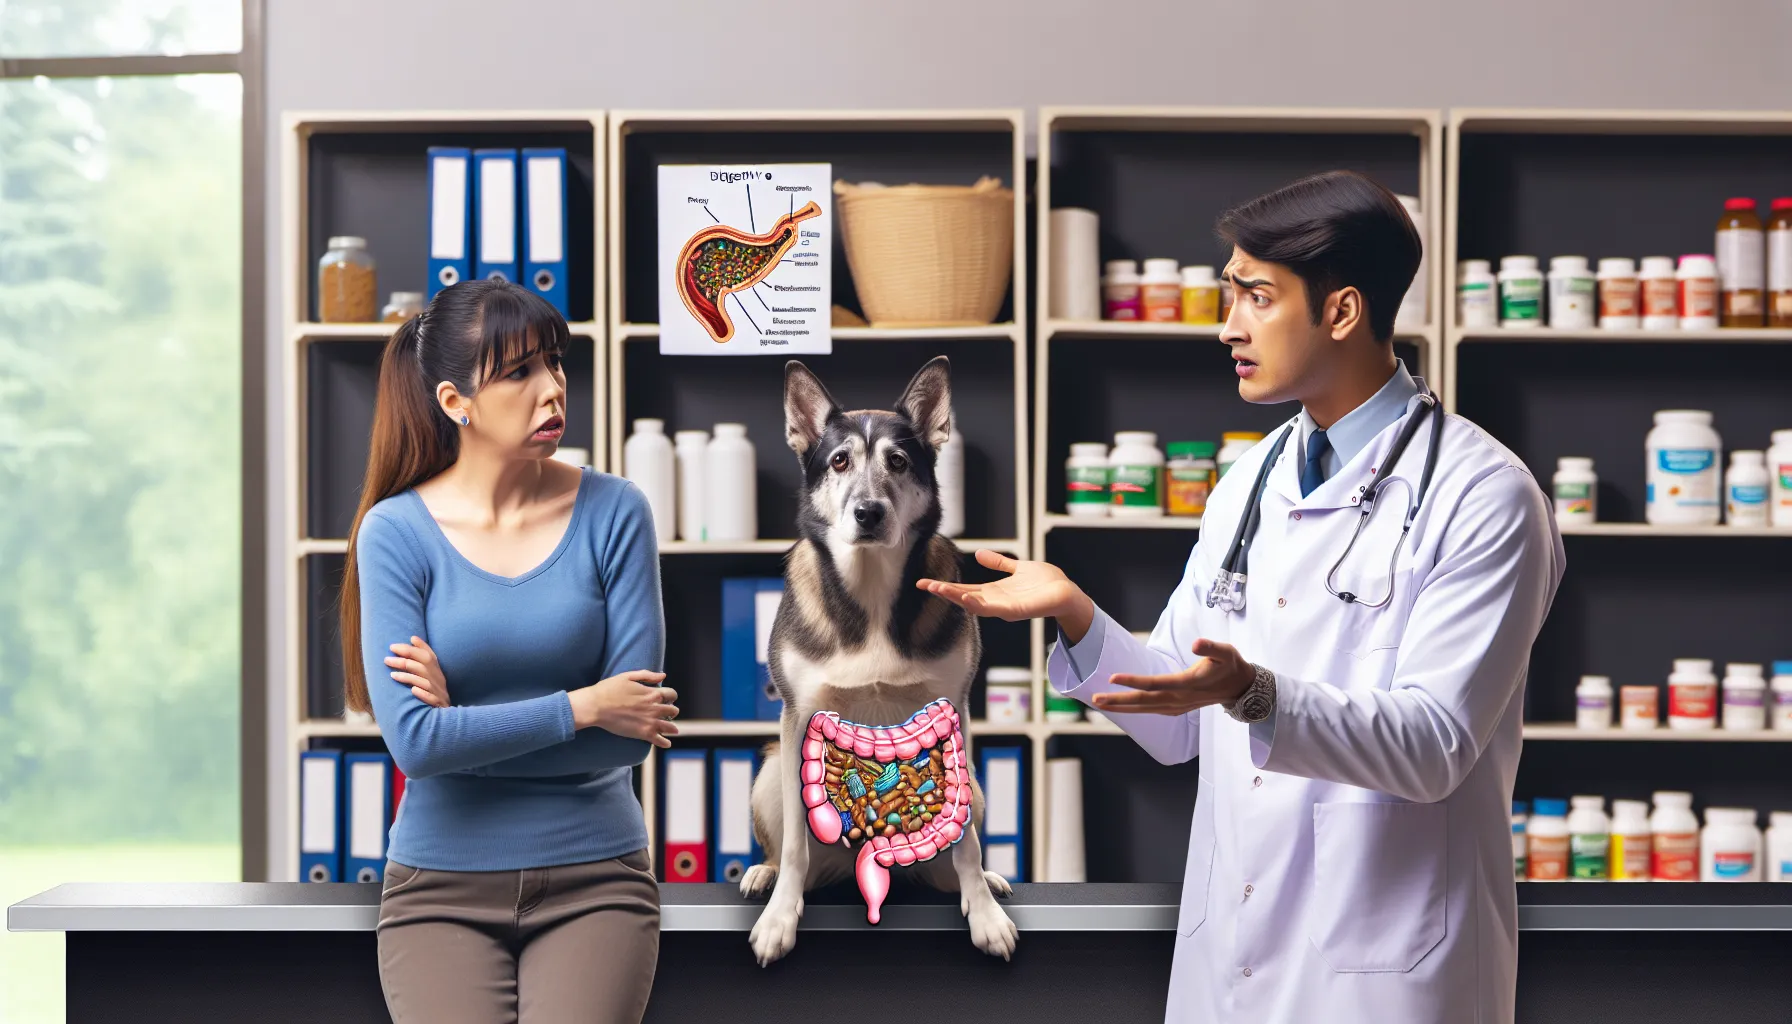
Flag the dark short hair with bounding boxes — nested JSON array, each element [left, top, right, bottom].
[[1215, 170, 1421, 343]]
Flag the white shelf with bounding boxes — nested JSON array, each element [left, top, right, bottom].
[[1559, 524, 1790, 538], [295, 538, 348, 556], [296, 720, 382, 740], [1046, 318, 1432, 342], [293, 321, 601, 342], [1454, 326, 1792, 344], [1043, 717, 1124, 735], [1524, 724, 1792, 742], [616, 322, 1019, 343], [656, 537, 1021, 555], [674, 719, 1041, 738], [1041, 513, 1202, 534]]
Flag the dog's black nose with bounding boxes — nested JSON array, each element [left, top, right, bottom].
[[853, 502, 887, 528]]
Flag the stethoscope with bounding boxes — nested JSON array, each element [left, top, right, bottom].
[[1206, 388, 1444, 613]]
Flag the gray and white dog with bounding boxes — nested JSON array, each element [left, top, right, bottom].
[[740, 355, 1019, 965]]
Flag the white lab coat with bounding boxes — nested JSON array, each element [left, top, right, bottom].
[[1050, 395, 1563, 1024]]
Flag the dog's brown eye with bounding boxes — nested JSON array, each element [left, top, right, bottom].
[[830, 451, 850, 472], [887, 451, 908, 473]]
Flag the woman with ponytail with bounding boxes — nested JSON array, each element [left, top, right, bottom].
[[345, 280, 675, 1023]]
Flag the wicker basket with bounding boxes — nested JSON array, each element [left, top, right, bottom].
[[833, 177, 1014, 327]]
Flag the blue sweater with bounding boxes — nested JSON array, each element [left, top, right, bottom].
[[356, 468, 663, 870]]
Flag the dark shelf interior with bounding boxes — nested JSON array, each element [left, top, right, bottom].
[[304, 553, 347, 721], [1047, 734, 1198, 884], [619, 127, 1015, 325], [621, 337, 1018, 541], [1044, 528, 1193, 638], [305, 336, 595, 540], [305, 127, 597, 323], [1516, 740, 1792, 819]]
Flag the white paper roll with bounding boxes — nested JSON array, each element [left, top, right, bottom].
[[1395, 194, 1427, 331], [1049, 208, 1101, 321], [1045, 756, 1087, 883]]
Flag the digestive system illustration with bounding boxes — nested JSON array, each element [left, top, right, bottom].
[[801, 698, 971, 924], [676, 200, 822, 343]]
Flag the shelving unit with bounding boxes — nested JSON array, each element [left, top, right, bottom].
[[277, 110, 607, 883], [1443, 109, 1792, 814], [605, 109, 1032, 879]]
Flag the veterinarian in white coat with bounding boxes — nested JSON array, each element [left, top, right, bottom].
[[922, 171, 1563, 1023]]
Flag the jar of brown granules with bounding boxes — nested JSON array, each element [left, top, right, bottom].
[[317, 236, 377, 322]]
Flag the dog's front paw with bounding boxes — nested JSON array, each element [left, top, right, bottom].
[[982, 869, 1014, 898], [966, 899, 1018, 961], [740, 863, 778, 899], [748, 894, 803, 966]]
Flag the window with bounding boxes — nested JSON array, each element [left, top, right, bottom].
[[0, 4, 251, 1021]]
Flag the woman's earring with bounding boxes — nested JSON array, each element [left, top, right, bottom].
[[459, 416, 469, 426]]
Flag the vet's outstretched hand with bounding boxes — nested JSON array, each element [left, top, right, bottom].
[[1092, 638, 1255, 716], [917, 549, 1094, 637]]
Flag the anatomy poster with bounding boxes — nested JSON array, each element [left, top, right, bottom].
[[658, 163, 832, 355]]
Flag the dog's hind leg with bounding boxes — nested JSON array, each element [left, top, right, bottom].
[[740, 742, 783, 899], [911, 760, 1019, 959]]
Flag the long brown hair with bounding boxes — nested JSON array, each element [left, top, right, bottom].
[[341, 279, 571, 714]]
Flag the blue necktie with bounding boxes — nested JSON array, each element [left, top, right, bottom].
[[1301, 429, 1331, 497]]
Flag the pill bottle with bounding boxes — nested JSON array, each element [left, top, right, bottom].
[[1620, 685, 1660, 730], [937, 423, 965, 538], [984, 667, 1033, 725], [1166, 441, 1217, 517], [1394, 195, 1428, 331], [317, 236, 378, 323], [1716, 198, 1765, 327], [1726, 450, 1770, 527], [1044, 688, 1083, 724], [1610, 799, 1653, 881], [674, 429, 709, 542], [1576, 675, 1613, 729], [1650, 791, 1700, 881], [1769, 430, 1792, 528], [1721, 662, 1767, 731], [1677, 254, 1719, 329], [1769, 199, 1792, 327], [1219, 279, 1235, 324], [1511, 800, 1529, 881], [1498, 255, 1544, 327], [1596, 257, 1640, 329], [1553, 457, 1598, 523], [1768, 811, 1792, 882], [1668, 657, 1718, 730], [1646, 410, 1722, 527], [1109, 432, 1164, 518], [1773, 662, 1792, 731], [1701, 807, 1762, 881], [704, 423, 757, 542], [1568, 795, 1611, 880], [1065, 442, 1112, 518], [1217, 432, 1264, 479], [1140, 258, 1182, 322], [1547, 256, 1596, 328], [1526, 798, 1569, 881], [1102, 260, 1142, 321], [1639, 256, 1679, 330], [1458, 259, 1499, 328], [623, 418, 676, 543], [1180, 265, 1220, 324]]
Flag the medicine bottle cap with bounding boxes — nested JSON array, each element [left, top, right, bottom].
[[1706, 807, 1758, 827], [1499, 255, 1539, 273], [1677, 254, 1717, 275], [1653, 410, 1714, 426], [1729, 450, 1766, 466], [1672, 658, 1715, 675], [1142, 258, 1180, 278], [1771, 811, 1792, 829], [1772, 198, 1792, 211], [1652, 791, 1694, 808], [1460, 259, 1493, 277], [1577, 675, 1612, 692], [1549, 255, 1590, 274], [1512, 800, 1528, 815], [674, 429, 710, 446], [1532, 798, 1568, 816], [1069, 442, 1109, 458], [1773, 661, 1792, 676], [1181, 265, 1217, 287], [1570, 795, 1606, 810], [1772, 430, 1792, 447], [1612, 799, 1650, 820], [1113, 431, 1159, 448], [1723, 197, 1758, 211], [1639, 256, 1677, 276], [1104, 259, 1139, 277], [1596, 257, 1636, 277], [1557, 456, 1595, 472], [390, 291, 424, 303], [713, 423, 748, 439], [326, 235, 368, 250], [1167, 441, 1218, 458], [1725, 662, 1765, 677], [1221, 432, 1265, 443], [632, 418, 665, 434], [985, 666, 1032, 685]]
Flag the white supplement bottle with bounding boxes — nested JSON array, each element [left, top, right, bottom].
[[1547, 255, 1596, 328], [1576, 675, 1613, 729], [937, 422, 965, 538], [1553, 457, 1598, 524], [1768, 811, 1792, 882], [1597, 257, 1640, 329], [704, 423, 757, 542], [1650, 791, 1701, 881], [1217, 432, 1264, 479], [1725, 449, 1770, 527], [1639, 256, 1679, 330], [1773, 661, 1792, 731], [1769, 430, 1792, 528], [1109, 431, 1165, 518], [1498, 256, 1544, 327], [1668, 657, 1718, 730], [983, 666, 1032, 725], [1646, 410, 1722, 526], [1677, 254, 1720, 329], [674, 429, 709, 542], [1526, 798, 1569, 881], [1139, 258, 1182, 322], [1394, 195, 1428, 331], [1065, 442, 1111, 518], [1701, 807, 1763, 881], [1458, 259, 1498, 328], [1511, 801, 1528, 881], [1568, 795, 1611, 880], [623, 418, 676, 543], [1102, 259, 1142, 321], [1722, 662, 1767, 731], [1610, 799, 1653, 881]]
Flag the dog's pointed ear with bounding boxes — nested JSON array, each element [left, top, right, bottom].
[[896, 356, 952, 451], [784, 360, 840, 459]]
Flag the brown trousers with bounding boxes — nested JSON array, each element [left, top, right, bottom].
[[377, 848, 660, 1024]]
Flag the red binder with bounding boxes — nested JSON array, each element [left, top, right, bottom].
[[662, 750, 708, 882]]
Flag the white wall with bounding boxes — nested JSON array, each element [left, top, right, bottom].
[[259, 0, 1792, 874]]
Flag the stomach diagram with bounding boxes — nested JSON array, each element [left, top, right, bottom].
[[676, 200, 822, 343]]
